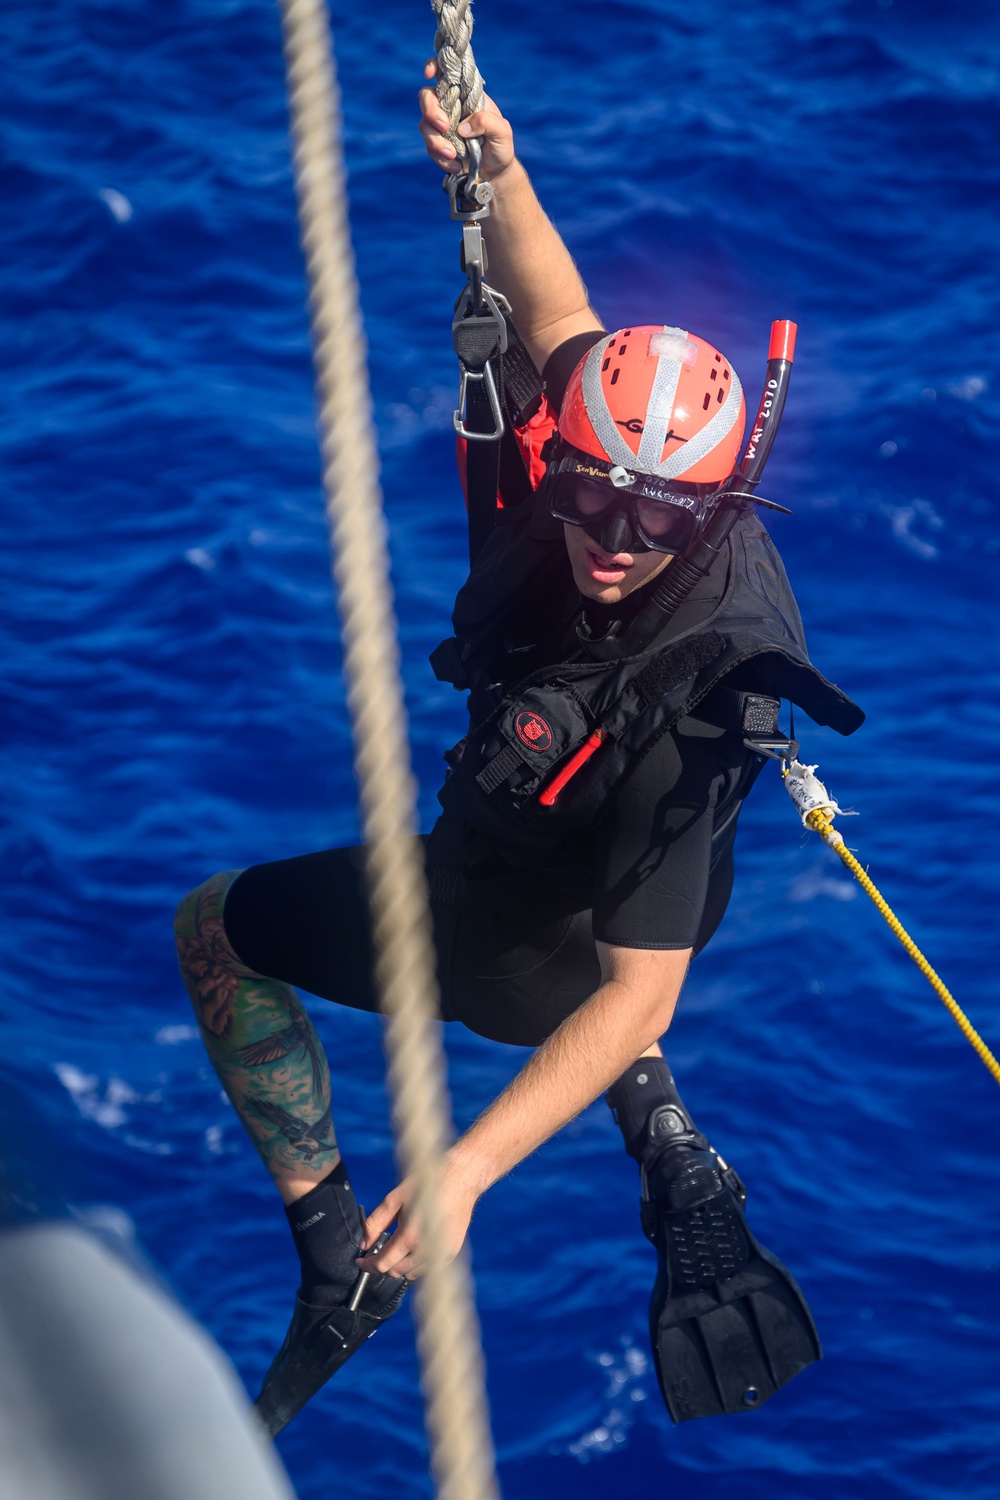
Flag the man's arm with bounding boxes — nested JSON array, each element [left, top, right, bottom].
[[419, 63, 604, 372], [358, 941, 690, 1278]]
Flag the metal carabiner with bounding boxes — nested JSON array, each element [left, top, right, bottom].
[[451, 271, 510, 440], [453, 361, 504, 442]]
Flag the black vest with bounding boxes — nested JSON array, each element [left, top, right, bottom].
[[431, 491, 863, 858]]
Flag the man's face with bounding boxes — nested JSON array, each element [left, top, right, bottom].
[[562, 522, 674, 605]]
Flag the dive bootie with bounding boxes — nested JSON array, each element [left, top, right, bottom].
[[640, 1102, 821, 1423], [254, 1207, 408, 1438]]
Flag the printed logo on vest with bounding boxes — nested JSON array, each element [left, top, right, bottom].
[[514, 710, 553, 752]]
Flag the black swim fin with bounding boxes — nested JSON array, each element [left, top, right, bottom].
[[253, 1211, 408, 1439], [640, 1104, 821, 1423]]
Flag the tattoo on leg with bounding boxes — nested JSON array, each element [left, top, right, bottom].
[[247, 1098, 335, 1164], [175, 876, 245, 1039], [175, 872, 339, 1185], [235, 992, 326, 1102]]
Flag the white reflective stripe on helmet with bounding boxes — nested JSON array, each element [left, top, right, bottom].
[[580, 326, 743, 482], [655, 368, 743, 480], [637, 325, 688, 472], [579, 335, 643, 471]]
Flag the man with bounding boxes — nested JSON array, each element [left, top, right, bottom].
[[174, 75, 862, 1436]]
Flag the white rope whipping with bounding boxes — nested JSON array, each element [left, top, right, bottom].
[[430, 0, 486, 154], [274, 3, 500, 1496]]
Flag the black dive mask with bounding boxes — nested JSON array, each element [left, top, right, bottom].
[[585, 505, 649, 556], [547, 446, 712, 557]]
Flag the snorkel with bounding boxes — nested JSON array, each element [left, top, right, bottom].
[[584, 319, 798, 659]]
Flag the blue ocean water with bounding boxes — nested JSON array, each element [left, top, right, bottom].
[[2, 0, 999, 1495]]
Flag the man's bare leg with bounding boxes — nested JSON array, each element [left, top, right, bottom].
[[174, 870, 339, 1205], [174, 869, 408, 1436]]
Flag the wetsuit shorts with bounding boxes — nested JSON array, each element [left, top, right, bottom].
[[222, 717, 755, 1048]]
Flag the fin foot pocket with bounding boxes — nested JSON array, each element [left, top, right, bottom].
[[644, 1133, 821, 1424], [664, 1192, 751, 1289], [253, 1210, 409, 1439]]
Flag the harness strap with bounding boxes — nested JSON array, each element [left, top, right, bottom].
[[501, 318, 546, 423], [463, 372, 505, 564]]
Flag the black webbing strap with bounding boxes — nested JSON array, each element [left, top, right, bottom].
[[475, 742, 522, 793], [502, 318, 546, 421], [464, 376, 503, 566], [496, 317, 542, 516]]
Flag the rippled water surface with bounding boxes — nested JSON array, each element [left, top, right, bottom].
[[2, 1, 999, 1496]]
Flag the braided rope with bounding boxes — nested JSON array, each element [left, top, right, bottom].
[[275, 3, 500, 1496], [430, 0, 485, 154], [806, 810, 1000, 1088]]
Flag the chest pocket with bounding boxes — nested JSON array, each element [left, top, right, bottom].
[[472, 688, 594, 800]]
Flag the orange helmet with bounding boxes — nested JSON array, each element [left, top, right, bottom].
[[558, 326, 745, 485]]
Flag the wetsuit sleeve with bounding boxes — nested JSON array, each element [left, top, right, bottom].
[[591, 721, 755, 953], [542, 332, 607, 412]]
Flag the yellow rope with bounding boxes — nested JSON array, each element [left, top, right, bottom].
[[804, 807, 1000, 1087]]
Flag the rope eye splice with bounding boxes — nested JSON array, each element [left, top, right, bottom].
[[779, 755, 1000, 1090], [782, 758, 854, 834]]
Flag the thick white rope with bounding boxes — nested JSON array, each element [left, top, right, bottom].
[[274, 4, 499, 1497], [429, 0, 485, 155]]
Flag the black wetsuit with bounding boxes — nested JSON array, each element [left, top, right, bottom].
[[223, 338, 757, 1047]]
